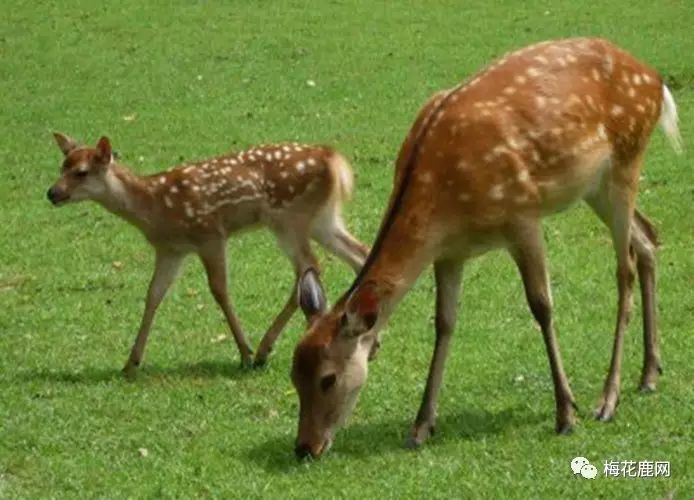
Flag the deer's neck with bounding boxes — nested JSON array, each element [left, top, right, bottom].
[[97, 164, 155, 230], [351, 202, 439, 322]]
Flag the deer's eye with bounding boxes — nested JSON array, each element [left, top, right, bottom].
[[320, 373, 337, 392]]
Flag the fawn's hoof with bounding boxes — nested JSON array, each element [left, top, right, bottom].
[[405, 422, 435, 449], [253, 353, 269, 368], [240, 350, 255, 369], [122, 360, 140, 380]]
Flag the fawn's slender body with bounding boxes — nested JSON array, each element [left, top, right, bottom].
[[48, 135, 368, 372], [291, 38, 681, 458]]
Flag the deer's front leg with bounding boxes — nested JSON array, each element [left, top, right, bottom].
[[123, 251, 184, 378], [199, 241, 254, 367], [508, 221, 577, 433], [254, 280, 299, 366], [407, 258, 463, 448]]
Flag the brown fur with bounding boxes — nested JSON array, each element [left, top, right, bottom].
[[291, 37, 677, 458], [48, 135, 369, 371]]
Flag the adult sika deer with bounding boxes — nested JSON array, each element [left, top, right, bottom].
[[48, 135, 368, 374], [291, 38, 682, 458]]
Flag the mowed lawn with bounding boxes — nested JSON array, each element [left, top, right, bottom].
[[1, 0, 693, 497]]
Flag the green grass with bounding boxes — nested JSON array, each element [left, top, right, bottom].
[[2, 0, 693, 497]]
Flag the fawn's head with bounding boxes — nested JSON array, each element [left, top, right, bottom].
[[291, 270, 382, 459], [47, 133, 115, 205]]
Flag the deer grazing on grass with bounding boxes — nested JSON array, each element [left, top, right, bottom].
[[290, 37, 682, 458], [47, 134, 368, 374]]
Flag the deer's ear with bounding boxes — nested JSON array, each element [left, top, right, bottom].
[[53, 132, 78, 156], [94, 136, 113, 165], [341, 281, 380, 337], [297, 268, 327, 323]]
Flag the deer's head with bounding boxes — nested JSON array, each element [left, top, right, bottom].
[[291, 269, 383, 459], [47, 133, 114, 205]]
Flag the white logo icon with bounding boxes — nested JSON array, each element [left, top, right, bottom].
[[571, 457, 597, 479]]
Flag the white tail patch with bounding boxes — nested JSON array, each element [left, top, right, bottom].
[[660, 85, 683, 154], [327, 152, 355, 201]]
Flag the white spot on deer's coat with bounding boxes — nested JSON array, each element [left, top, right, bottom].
[[488, 184, 504, 200], [636, 104, 646, 113], [458, 193, 471, 202], [307, 157, 317, 166], [517, 170, 530, 183], [514, 75, 527, 84], [184, 203, 194, 218], [159, 177, 166, 184], [503, 86, 516, 95], [419, 171, 433, 184], [526, 67, 541, 77], [611, 105, 624, 117], [296, 161, 306, 173], [632, 74, 642, 85], [591, 68, 601, 81], [164, 196, 173, 208]]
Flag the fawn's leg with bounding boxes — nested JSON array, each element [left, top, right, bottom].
[[123, 251, 184, 376], [198, 240, 254, 367], [406, 258, 463, 448], [312, 209, 368, 273], [254, 230, 319, 366], [507, 219, 577, 434]]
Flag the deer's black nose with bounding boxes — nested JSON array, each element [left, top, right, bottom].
[[294, 443, 312, 460], [47, 187, 57, 203]]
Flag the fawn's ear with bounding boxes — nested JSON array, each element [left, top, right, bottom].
[[341, 281, 380, 337], [297, 269, 327, 323], [53, 132, 78, 156], [94, 136, 113, 165]]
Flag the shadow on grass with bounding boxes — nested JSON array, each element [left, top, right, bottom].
[[245, 405, 545, 472], [18, 360, 258, 385]]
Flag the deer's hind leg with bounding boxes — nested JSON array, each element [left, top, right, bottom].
[[254, 222, 319, 366], [584, 156, 641, 421], [632, 210, 662, 392]]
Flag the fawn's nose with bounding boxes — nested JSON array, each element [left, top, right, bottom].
[[294, 443, 313, 460]]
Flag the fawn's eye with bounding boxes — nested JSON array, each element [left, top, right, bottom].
[[75, 170, 88, 178], [320, 373, 337, 392]]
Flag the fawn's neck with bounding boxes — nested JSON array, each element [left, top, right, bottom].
[[96, 164, 156, 230]]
